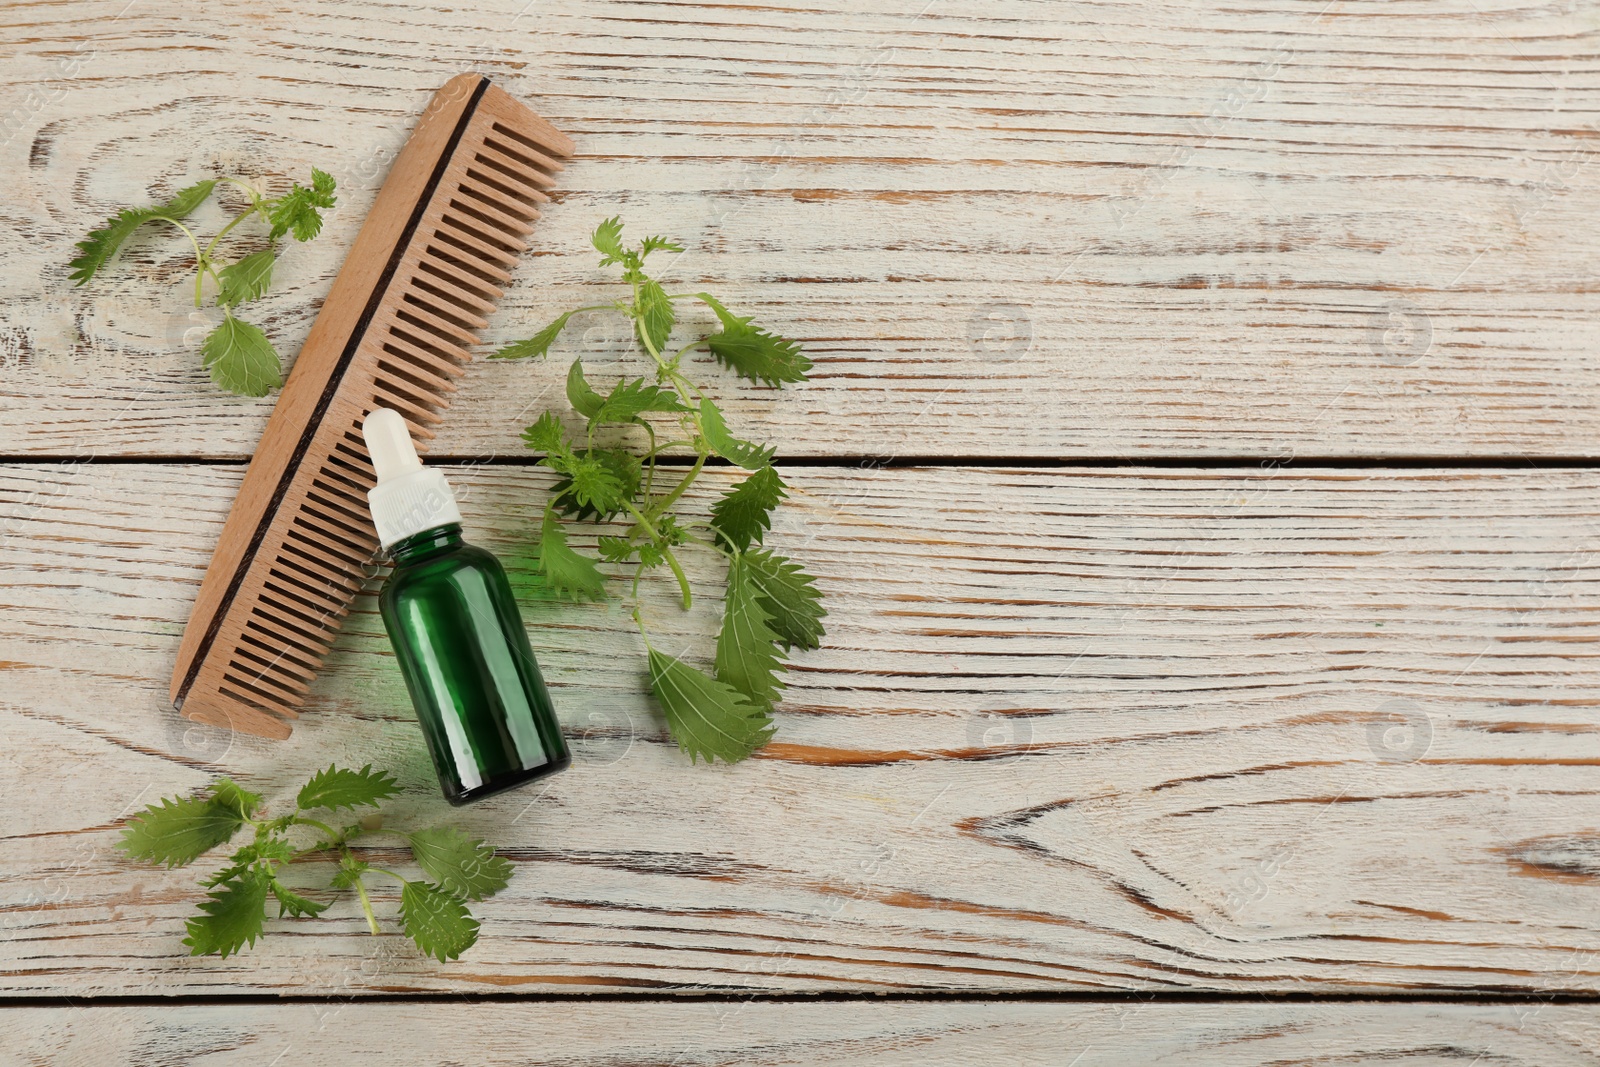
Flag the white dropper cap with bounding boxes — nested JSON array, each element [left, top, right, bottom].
[[362, 407, 462, 550]]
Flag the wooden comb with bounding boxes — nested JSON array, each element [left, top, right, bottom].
[[170, 73, 573, 739]]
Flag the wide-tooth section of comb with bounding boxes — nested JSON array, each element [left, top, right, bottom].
[[171, 74, 574, 739]]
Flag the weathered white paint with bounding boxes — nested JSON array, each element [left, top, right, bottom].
[[2, 0, 1598, 457], [12, 1000, 1600, 1066], [4, 463, 1600, 996]]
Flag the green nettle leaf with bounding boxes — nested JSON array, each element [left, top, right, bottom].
[[208, 777, 262, 821], [591, 215, 626, 265], [268, 168, 338, 241], [312, 167, 336, 201], [710, 466, 787, 552], [716, 553, 787, 711], [408, 827, 513, 901], [201, 863, 251, 889], [655, 514, 690, 547], [400, 881, 481, 962], [521, 410, 567, 453], [636, 277, 675, 356], [589, 377, 687, 426], [494, 310, 573, 360], [119, 794, 246, 869], [566, 455, 627, 514], [698, 398, 775, 470], [638, 235, 684, 257], [118, 763, 514, 963], [184, 869, 270, 958], [296, 764, 401, 813], [330, 855, 371, 890], [202, 315, 282, 397], [68, 179, 218, 286], [597, 535, 637, 563], [743, 549, 827, 652], [215, 249, 276, 307], [552, 448, 641, 521], [534, 507, 607, 601], [698, 294, 812, 387], [503, 218, 828, 764], [232, 837, 293, 868], [566, 358, 604, 419], [647, 647, 774, 764], [270, 880, 330, 919]]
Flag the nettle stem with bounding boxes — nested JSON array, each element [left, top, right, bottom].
[[349, 862, 381, 936], [623, 501, 692, 609], [650, 453, 705, 518]]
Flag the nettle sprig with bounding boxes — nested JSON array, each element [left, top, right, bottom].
[[493, 217, 826, 765], [70, 170, 337, 396], [117, 765, 509, 962]]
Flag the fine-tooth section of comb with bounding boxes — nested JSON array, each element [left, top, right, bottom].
[[171, 74, 573, 739]]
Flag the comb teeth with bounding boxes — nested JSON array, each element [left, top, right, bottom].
[[171, 74, 573, 739]]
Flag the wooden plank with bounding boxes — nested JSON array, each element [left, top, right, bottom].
[[3, 0, 1599, 458], [5, 462, 1600, 995], [10, 999, 1600, 1065]]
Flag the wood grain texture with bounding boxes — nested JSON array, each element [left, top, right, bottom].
[[11, 1000, 1600, 1066], [6, 462, 1600, 996], [3, 0, 1600, 459]]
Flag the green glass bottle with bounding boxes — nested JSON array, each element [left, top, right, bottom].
[[363, 408, 569, 805]]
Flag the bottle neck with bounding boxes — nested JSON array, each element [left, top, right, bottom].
[[387, 523, 463, 564]]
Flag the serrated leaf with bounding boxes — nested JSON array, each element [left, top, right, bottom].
[[400, 880, 481, 962], [119, 794, 246, 869], [742, 549, 827, 652], [229, 837, 292, 869], [655, 513, 690, 546], [551, 448, 640, 521], [589, 377, 688, 426], [597, 535, 637, 563], [698, 294, 811, 387], [636, 277, 674, 356], [330, 855, 370, 890], [296, 764, 401, 813], [521, 410, 567, 453], [566, 358, 604, 419], [710, 466, 787, 552], [201, 315, 282, 397], [591, 215, 626, 265], [716, 553, 787, 711], [408, 827, 513, 901], [267, 168, 337, 242], [698, 398, 774, 470], [208, 778, 262, 821], [184, 868, 270, 958], [270, 879, 330, 918], [639, 235, 684, 257], [494, 310, 573, 360], [564, 453, 626, 514], [68, 179, 218, 286], [534, 507, 607, 601], [201, 864, 251, 889], [647, 648, 774, 764], [215, 249, 275, 307]]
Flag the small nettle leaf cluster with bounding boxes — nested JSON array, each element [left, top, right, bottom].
[[493, 217, 826, 764], [70, 170, 337, 397], [117, 765, 509, 961]]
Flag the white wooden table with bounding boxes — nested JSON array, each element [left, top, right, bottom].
[[5, 1, 1600, 1062]]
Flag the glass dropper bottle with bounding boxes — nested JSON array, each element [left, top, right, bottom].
[[363, 407, 569, 804]]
